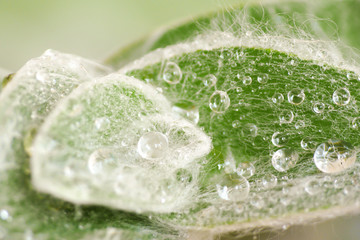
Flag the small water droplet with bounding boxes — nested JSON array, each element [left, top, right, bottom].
[[94, 117, 110, 131], [313, 102, 325, 114], [209, 90, 230, 114], [162, 61, 182, 84], [314, 139, 356, 173], [271, 132, 288, 147], [242, 123, 258, 137], [301, 137, 317, 151], [272, 93, 284, 104], [137, 132, 168, 160], [279, 110, 294, 124], [262, 173, 277, 189], [216, 174, 250, 202], [272, 148, 298, 172], [232, 120, 241, 128], [287, 88, 305, 105], [242, 76, 252, 85], [172, 100, 199, 124], [332, 87, 351, 106], [88, 149, 117, 175], [236, 162, 255, 178], [257, 73, 269, 84], [203, 74, 217, 87], [352, 117, 360, 129]]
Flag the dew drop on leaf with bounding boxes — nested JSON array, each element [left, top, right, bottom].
[[209, 90, 230, 113], [313, 139, 356, 173], [271, 148, 298, 172], [332, 87, 351, 106], [287, 88, 305, 105], [137, 132, 168, 160]]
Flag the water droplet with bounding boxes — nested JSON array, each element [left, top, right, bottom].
[[352, 117, 360, 129], [313, 102, 325, 114], [332, 87, 351, 106], [262, 173, 277, 189], [137, 132, 168, 160], [304, 179, 322, 195], [257, 73, 269, 84], [287, 88, 305, 105], [94, 117, 110, 131], [314, 139, 356, 173], [176, 168, 193, 183], [301, 137, 317, 151], [242, 123, 258, 137], [88, 149, 117, 175], [203, 74, 217, 87], [279, 110, 294, 124], [236, 162, 255, 178], [209, 90, 230, 114], [162, 61, 182, 84], [172, 100, 199, 124], [216, 174, 250, 201], [271, 132, 288, 147], [272, 148, 298, 172], [232, 120, 241, 128], [295, 120, 305, 129], [35, 69, 48, 82], [242, 76, 252, 85], [272, 93, 284, 104]]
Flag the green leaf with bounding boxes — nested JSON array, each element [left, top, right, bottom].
[[106, 0, 360, 69]]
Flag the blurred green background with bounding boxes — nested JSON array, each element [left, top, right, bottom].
[[0, 0, 240, 71], [1, 0, 360, 239]]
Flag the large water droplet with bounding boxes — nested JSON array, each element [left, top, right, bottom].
[[314, 139, 356, 173], [332, 87, 351, 106], [203, 74, 217, 87], [172, 100, 199, 124], [279, 110, 294, 124], [236, 162, 255, 178], [137, 132, 168, 160], [262, 173, 277, 189], [287, 88, 305, 105], [313, 102, 325, 114], [271, 132, 288, 147], [216, 173, 250, 202], [94, 117, 110, 131], [88, 149, 117, 175], [272, 93, 284, 104], [162, 61, 182, 84], [209, 90, 230, 113], [272, 148, 298, 172]]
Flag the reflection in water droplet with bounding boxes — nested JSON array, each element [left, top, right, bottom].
[[257, 73, 269, 84], [313, 102, 325, 114], [314, 139, 356, 173], [162, 62, 182, 84], [272, 93, 284, 104], [209, 90, 230, 113], [88, 149, 117, 175], [272, 148, 298, 172], [271, 132, 288, 147], [236, 162, 255, 178], [243, 76, 252, 85], [279, 110, 294, 124], [137, 132, 168, 160], [94, 117, 110, 131], [287, 88, 305, 105], [216, 173, 250, 201], [332, 87, 351, 106], [352, 117, 360, 129], [262, 173, 277, 189], [172, 100, 199, 124], [301, 137, 317, 151], [203, 74, 217, 87]]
